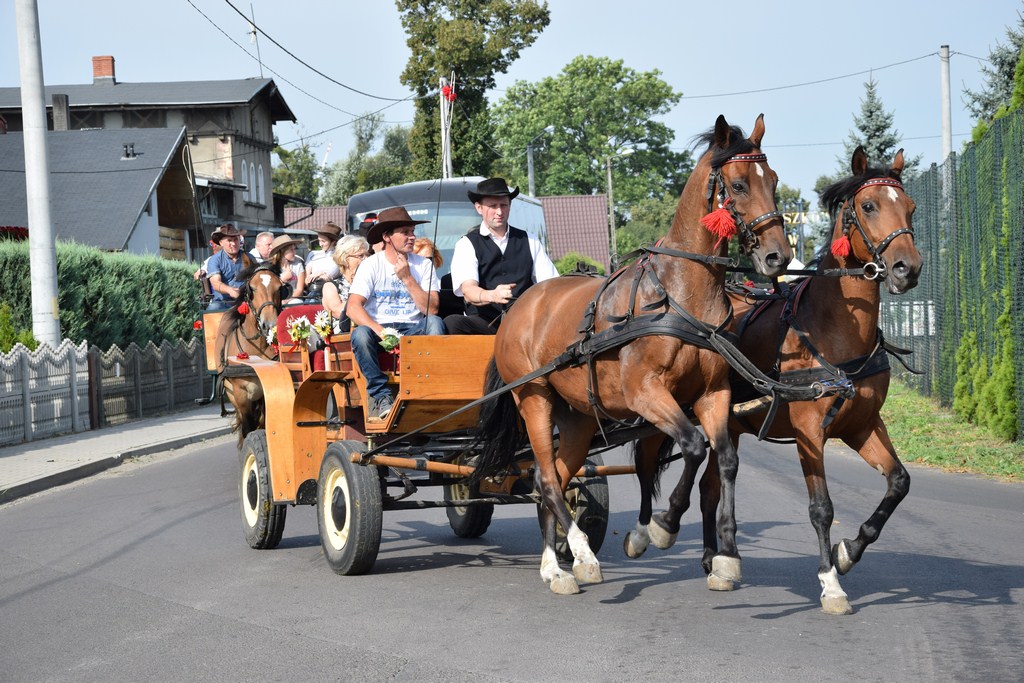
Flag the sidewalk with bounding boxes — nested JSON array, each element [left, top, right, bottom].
[[0, 404, 235, 505]]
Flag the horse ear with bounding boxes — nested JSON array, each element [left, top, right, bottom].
[[714, 115, 731, 148], [851, 146, 868, 176], [891, 148, 905, 180], [749, 113, 765, 148]]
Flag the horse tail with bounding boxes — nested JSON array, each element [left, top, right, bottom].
[[468, 357, 526, 484], [629, 435, 676, 499]]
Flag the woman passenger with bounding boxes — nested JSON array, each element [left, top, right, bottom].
[[413, 236, 443, 269], [304, 221, 343, 299], [268, 234, 305, 303], [322, 234, 371, 334]]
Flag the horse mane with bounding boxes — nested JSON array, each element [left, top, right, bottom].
[[818, 164, 895, 217], [227, 261, 283, 324], [689, 123, 757, 168]]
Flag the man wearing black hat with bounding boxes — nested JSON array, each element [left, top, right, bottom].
[[347, 206, 445, 420], [206, 224, 252, 310], [445, 177, 558, 334]]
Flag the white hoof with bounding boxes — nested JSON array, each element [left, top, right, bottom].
[[549, 572, 581, 595], [712, 555, 742, 582], [834, 540, 854, 575], [821, 594, 854, 615], [624, 522, 650, 558], [573, 560, 604, 585], [707, 573, 737, 591], [648, 519, 678, 550]]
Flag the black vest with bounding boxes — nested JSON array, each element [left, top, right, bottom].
[[465, 226, 535, 322]]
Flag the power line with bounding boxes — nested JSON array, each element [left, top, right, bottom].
[[222, 0, 420, 103], [680, 52, 937, 99]]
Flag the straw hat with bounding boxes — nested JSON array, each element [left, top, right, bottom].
[[268, 234, 302, 259]]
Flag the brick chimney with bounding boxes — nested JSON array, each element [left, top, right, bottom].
[[92, 55, 116, 85]]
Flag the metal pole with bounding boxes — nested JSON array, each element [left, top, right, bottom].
[[606, 156, 616, 271], [939, 45, 952, 162], [15, 0, 61, 346], [527, 143, 536, 196], [797, 198, 805, 263]]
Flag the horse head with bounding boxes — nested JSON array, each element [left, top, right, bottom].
[[690, 114, 791, 278], [235, 262, 284, 349], [821, 146, 922, 294]]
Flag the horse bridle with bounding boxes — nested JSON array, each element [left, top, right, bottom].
[[706, 152, 785, 253], [238, 263, 282, 344], [840, 177, 914, 281]]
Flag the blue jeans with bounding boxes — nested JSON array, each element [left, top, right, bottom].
[[351, 316, 446, 401]]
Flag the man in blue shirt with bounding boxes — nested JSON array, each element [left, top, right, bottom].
[[206, 224, 251, 310]]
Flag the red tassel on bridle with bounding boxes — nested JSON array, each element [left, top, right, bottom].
[[236, 302, 250, 315], [830, 234, 851, 258], [700, 198, 737, 240]]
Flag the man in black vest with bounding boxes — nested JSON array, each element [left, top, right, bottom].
[[444, 177, 559, 335]]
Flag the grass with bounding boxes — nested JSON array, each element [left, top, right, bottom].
[[880, 380, 1024, 482]]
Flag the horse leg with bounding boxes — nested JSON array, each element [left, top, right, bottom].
[[624, 434, 676, 558], [692, 389, 743, 590], [697, 438, 724, 575], [834, 419, 911, 574], [792, 434, 852, 614], [517, 386, 599, 595]]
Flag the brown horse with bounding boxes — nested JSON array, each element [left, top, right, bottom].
[[214, 261, 284, 444], [627, 147, 922, 614], [472, 114, 792, 594]]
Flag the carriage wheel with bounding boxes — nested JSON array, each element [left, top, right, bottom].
[[554, 454, 610, 563], [317, 440, 383, 575], [444, 476, 495, 539], [240, 430, 287, 549]]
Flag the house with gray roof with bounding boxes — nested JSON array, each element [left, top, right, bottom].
[[0, 128, 197, 257], [0, 56, 296, 261]]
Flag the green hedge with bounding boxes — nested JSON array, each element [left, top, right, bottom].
[[0, 240, 200, 349]]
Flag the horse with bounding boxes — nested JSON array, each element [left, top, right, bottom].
[[472, 114, 792, 595], [626, 146, 922, 615], [213, 261, 285, 445]]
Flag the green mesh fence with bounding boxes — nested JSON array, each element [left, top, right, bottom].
[[882, 107, 1024, 440]]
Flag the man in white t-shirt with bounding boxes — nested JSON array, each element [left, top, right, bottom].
[[347, 206, 445, 420]]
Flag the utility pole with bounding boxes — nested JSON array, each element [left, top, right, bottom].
[[939, 45, 952, 162], [15, 0, 61, 346]]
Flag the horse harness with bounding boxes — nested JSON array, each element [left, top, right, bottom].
[[837, 177, 915, 282], [221, 264, 283, 373]]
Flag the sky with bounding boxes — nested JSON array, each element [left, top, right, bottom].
[[2, 0, 1021, 200]]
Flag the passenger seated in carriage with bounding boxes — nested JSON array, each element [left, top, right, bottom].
[[321, 234, 372, 334], [268, 234, 306, 304], [206, 224, 251, 311], [444, 177, 558, 335], [346, 206, 445, 421], [304, 221, 343, 300]]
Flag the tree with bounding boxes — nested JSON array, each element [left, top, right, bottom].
[[963, 8, 1024, 121], [272, 139, 323, 204], [971, 45, 1024, 142], [554, 251, 605, 275], [616, 192, 678, 255], [321, 114, 413, 205], [396, 0, 550, 180], [490, 55, 693, 230]]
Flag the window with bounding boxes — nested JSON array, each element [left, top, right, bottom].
[[257, 165, 265, 205], [249, 164, 257, 205], [241, 160, 249, 201]]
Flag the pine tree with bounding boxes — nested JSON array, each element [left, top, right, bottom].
[[963, 8, 1024, 121], [839, 77, 920, 174]]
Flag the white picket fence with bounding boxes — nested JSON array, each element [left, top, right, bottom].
[[0, 338, 207, 447]]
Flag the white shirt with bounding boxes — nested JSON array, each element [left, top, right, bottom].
[[248, 247, 266, 263], [350, 251, 441, 325], [305, 248, 339, 280], [450, 223, 559, 297]]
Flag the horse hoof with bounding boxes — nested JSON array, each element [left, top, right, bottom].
[[833, 540, 854, 575], [623, 532, 648, 559], [707, 573, 737, 591], [821, 595, 854, 615], [573, 561, 604, 585], [648, 517, 678, 550], [549, 574, 581, 595], [711, 555, 742, 583]]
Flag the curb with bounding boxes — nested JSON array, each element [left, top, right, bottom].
[[0, 426, 234, 506]]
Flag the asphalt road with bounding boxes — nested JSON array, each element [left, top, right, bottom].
[[0, 434, 1020, 682]]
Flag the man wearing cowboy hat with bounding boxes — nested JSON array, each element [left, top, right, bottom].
[[347, 206, 445, 420], [206, 224, 252, 310], [445, 177, 558, 334]]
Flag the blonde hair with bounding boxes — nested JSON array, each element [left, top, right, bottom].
[[414, 237, 443, 268], [333, 234, 371, 268]]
